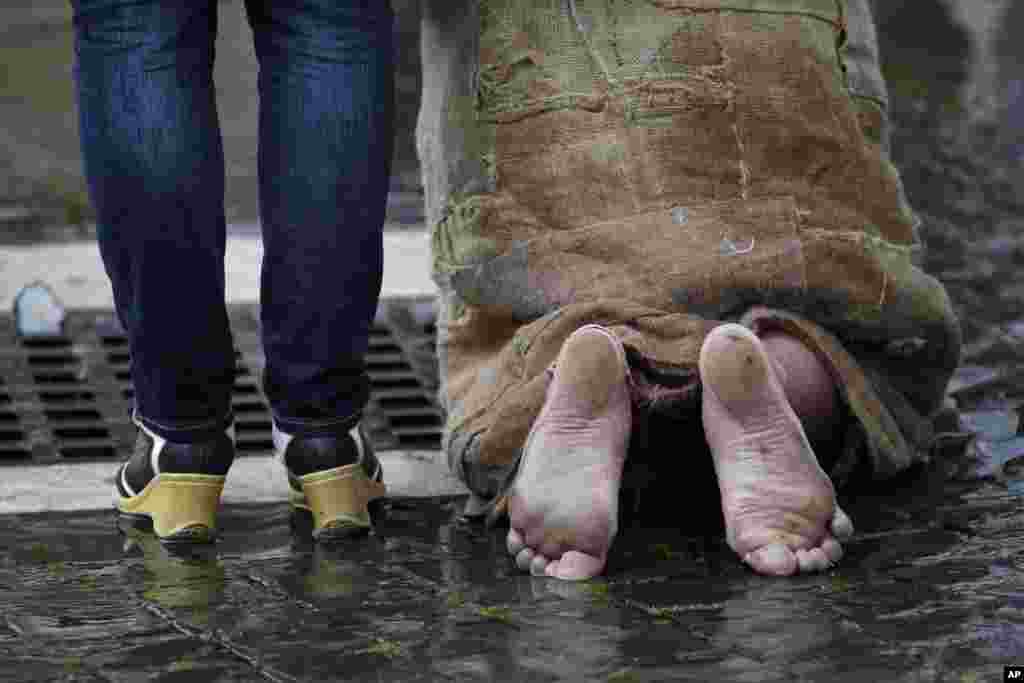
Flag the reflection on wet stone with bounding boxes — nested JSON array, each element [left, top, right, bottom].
[[0, 474, 1021, 680], [120, 524, 226, 615]]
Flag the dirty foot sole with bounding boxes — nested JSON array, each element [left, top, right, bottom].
[[507, 325, 632, 581], [290, 465, 386, 542], [115, 473, 226, 544], [699, 323, 854, 576]]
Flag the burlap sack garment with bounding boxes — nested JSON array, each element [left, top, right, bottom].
[[416, 0, 962, 518]]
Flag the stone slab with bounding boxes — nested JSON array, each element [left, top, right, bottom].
[[0, 228, 436, 313], [0, 451, 465, 516]]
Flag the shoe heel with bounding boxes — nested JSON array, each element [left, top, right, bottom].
[[298, 465, 386, 541], [118, 473, 226, 542]]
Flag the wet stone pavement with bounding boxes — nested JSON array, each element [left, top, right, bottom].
[[1, 455, 1023, 682], [4, 0, 1024, 681]]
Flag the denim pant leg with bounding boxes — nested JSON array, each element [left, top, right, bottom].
[[245, 0, 395, 437], [72, 0, 236, 442]]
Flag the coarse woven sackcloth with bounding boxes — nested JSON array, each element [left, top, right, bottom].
[[415, 0, 962, 517]]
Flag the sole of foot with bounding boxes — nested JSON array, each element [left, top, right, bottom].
[[699, 323, 854, 576], [506, 325, 632, 581]]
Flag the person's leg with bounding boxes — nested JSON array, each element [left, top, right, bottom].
[[245, 0, 394, 539], [73, 0, 235, 541], [506, 325, 633, 580], [699, 324, 854, 576], [73, 0, 235, 441], [759, 332, 843, 446]]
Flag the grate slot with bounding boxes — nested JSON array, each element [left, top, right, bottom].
[[369, 375, 422, 391], [40, 390, 96, 404], [33, 371, 83, 385], [376, 395, 434, 411], [53, 425, 111, 440], [381, 406, 439, 420], [373, 396, 438, 414], [45, 408, 103, 422], [391, 420, 443, 435], [0, 448, 31, 461], [100, 335, 128, 348], [60, 445, 117, 459], [366, 358, 413, 373], [106, 351, 131, 365], [236, 445, 273, 454], [0, 411, 18, 424], [20, 337, 71, 350], [232, 400, 269, 414], [395, 433, 441, 449], [27, 353, 79, 367], [369, 345, 403, 357], [236, 437, 273, 453], [236, 420, 271, 433], [366, 349, 405, 360], [368, 335, 401, 349], [388, 413, 442, 429], [0, 429, 26, 442], [373, 387, 432, 401]]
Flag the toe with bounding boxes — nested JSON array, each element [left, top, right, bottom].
[[795, 547, 830, 573], [821, 536, 843, 565], [830, 507, 854, 539], [515, 547, 536, 572], [507, 528, 526, 557], [530, 554, 550, 576], [545, 550, 606, 581], [743, 543, 798, 576]]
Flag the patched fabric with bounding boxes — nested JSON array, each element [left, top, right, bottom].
[[417, 0, 962, 517]]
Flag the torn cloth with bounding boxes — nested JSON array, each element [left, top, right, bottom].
[[416, 0, 962, 516]]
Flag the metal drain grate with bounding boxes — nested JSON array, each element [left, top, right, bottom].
[[0, 301, 442, 465]]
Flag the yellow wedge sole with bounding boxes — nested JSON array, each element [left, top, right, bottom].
[[291, 464, 386, 539], [117, 473, 226, 541]]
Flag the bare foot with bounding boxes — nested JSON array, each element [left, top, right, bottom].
[[699, 324, 854, 576], [506, 325, 632, 581]]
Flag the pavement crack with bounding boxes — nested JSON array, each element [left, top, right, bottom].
[[136, 598, 302, 683], [384, 561, 447, 591], [242, 571, 319, 612], [3, 615, 25, 638]]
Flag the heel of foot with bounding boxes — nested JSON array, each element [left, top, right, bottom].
[[700, 324, 774, 405], [554, 326, 628, 416], [117, 473, 225, 541]]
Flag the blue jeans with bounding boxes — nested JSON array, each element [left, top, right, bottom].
[[72, 0, 395, 441]]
